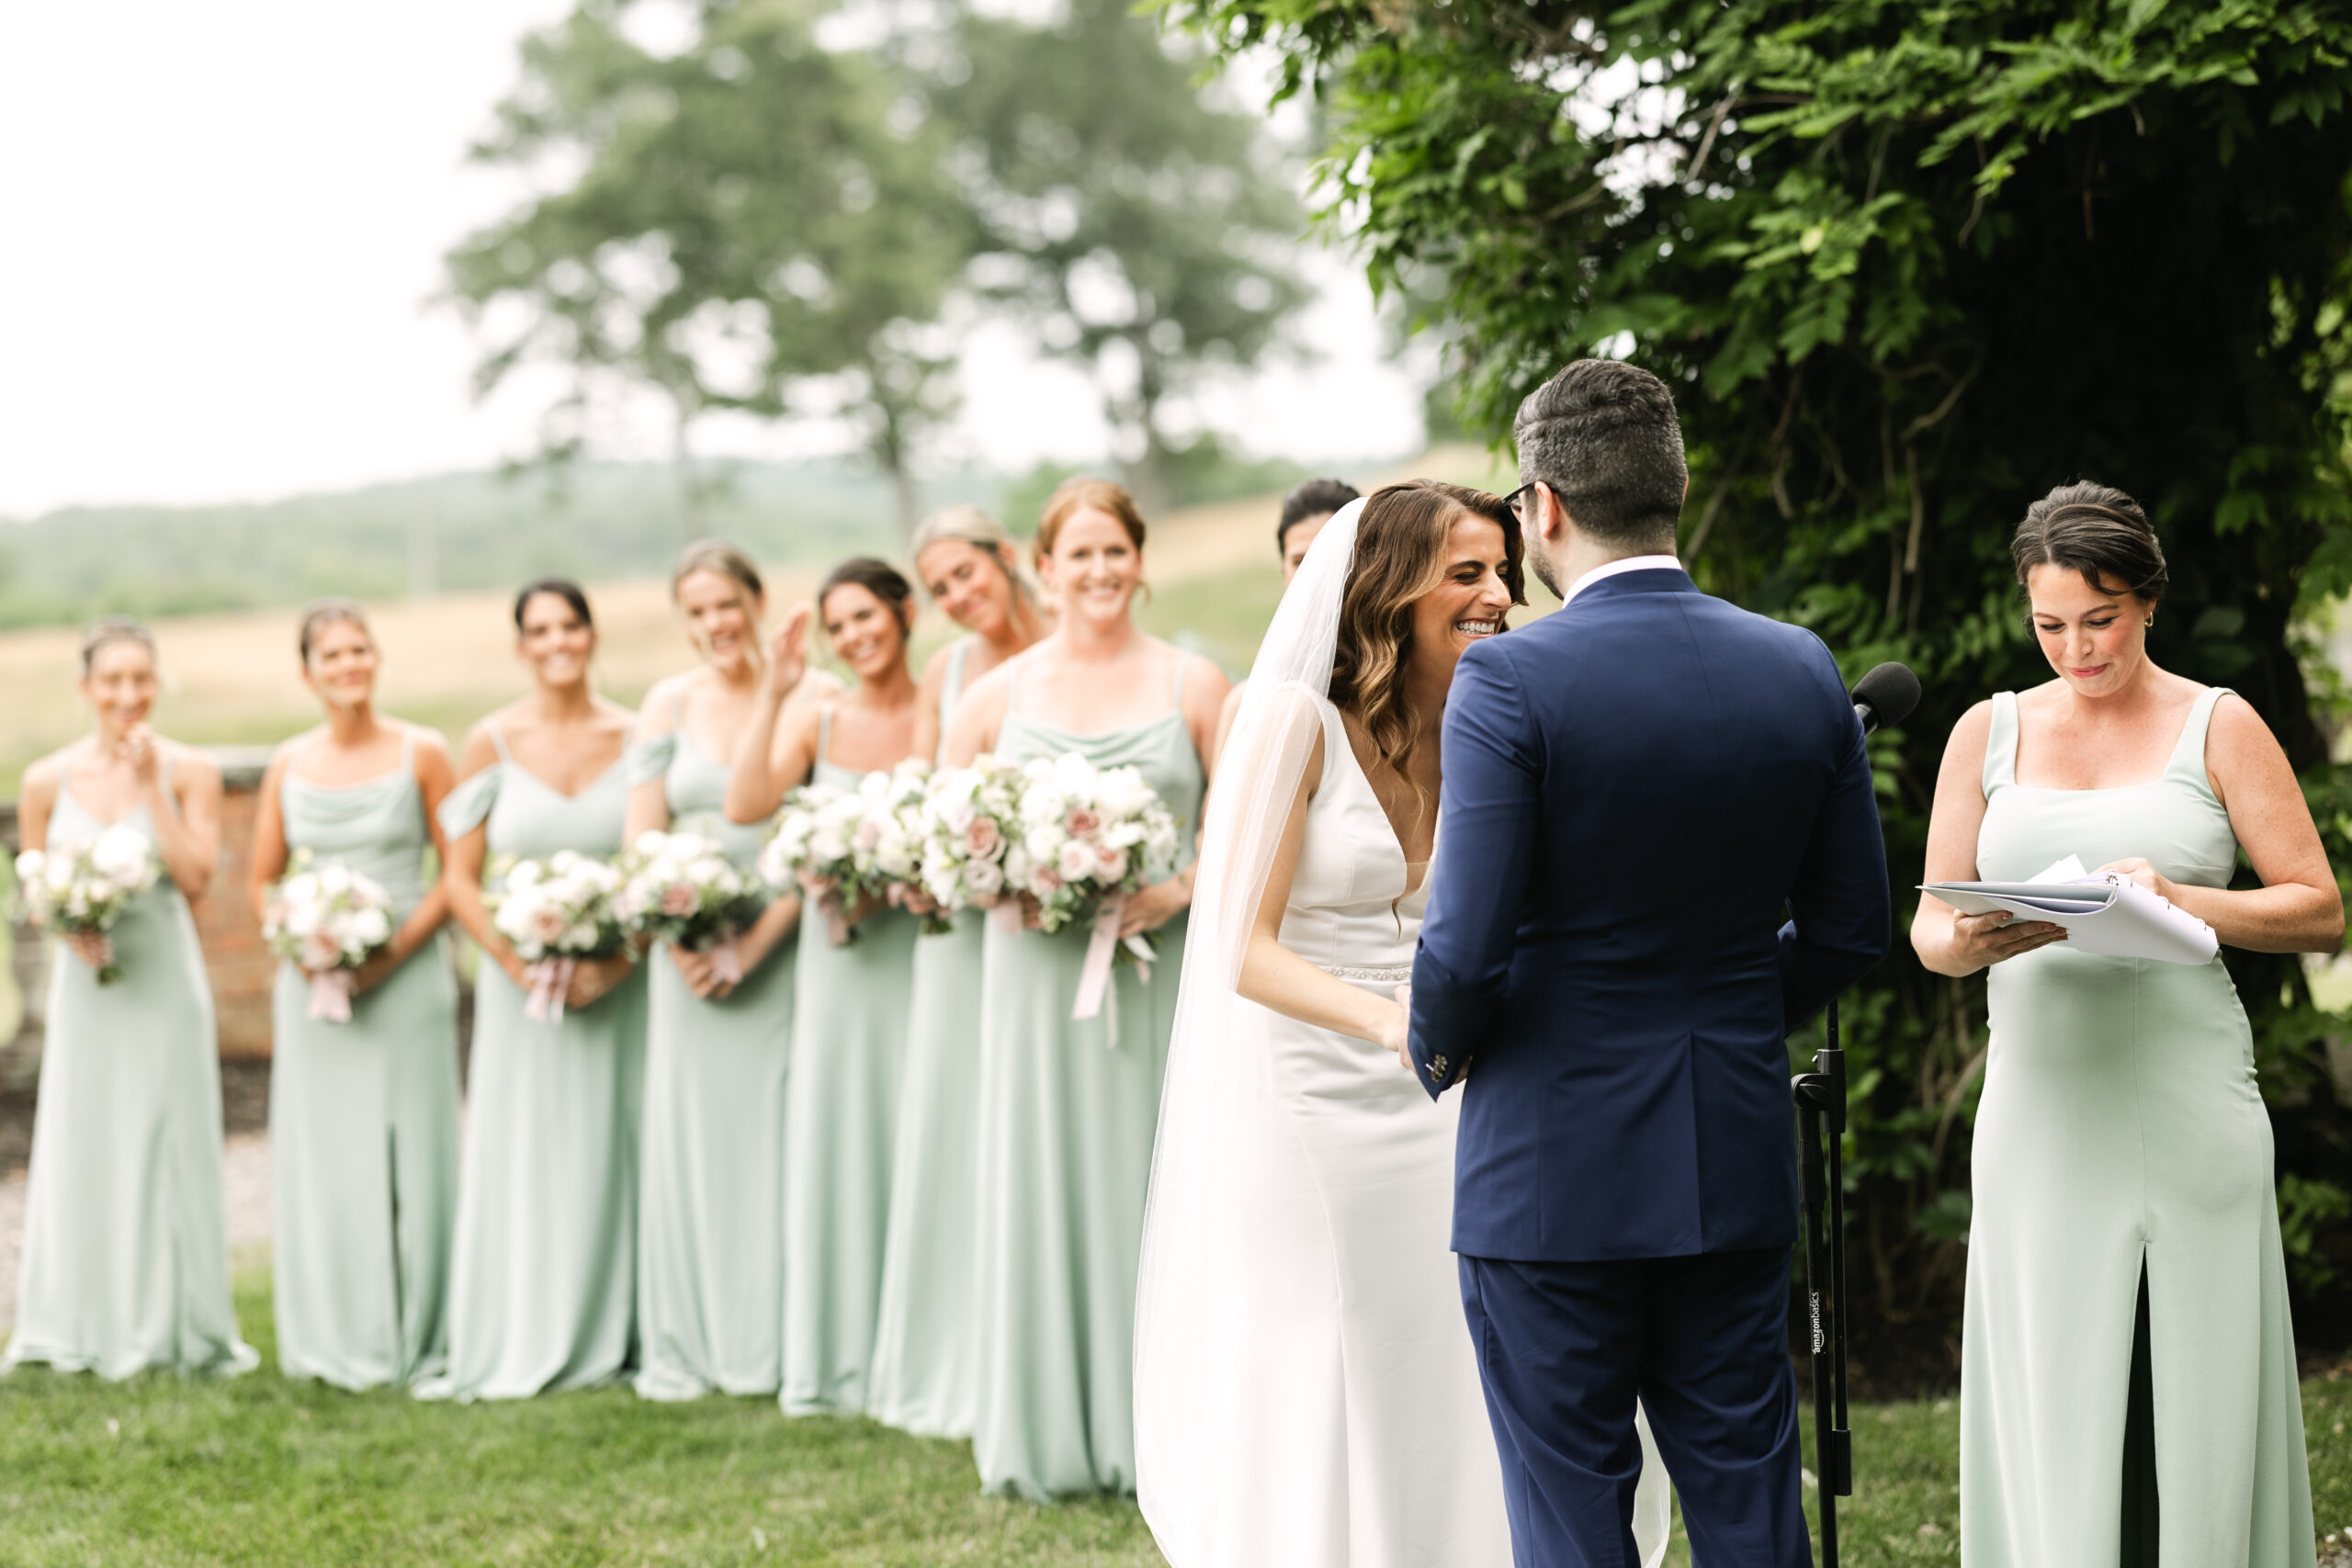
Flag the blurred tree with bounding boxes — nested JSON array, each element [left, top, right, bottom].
[[447, 0, 970, 533], [1168, 0, 2352, 1358], [932, 0, 1311, 514]]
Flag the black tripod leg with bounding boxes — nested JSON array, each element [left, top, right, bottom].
[[1794, 1087, 1838, 1567]]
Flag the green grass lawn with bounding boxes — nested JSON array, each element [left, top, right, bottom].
[[1, 1268, 2346, 1565]]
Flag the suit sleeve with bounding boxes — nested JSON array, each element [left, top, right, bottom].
[[1408, 640, 1542, 1099], [1778, 666, 1894, 1029]]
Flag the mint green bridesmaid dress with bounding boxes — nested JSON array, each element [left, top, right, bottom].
[[971, 658, 1204, 1499], [417, 724, 647, 1401], [1962, 687, 2314, 1567], [869, 637, 986, 1436], [779, 705, 920, 1416], [630, 704, 795, 1400], [271, 731, 461, 1389], [4, 758, 256, 1379]]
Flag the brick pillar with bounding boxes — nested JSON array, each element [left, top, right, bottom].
[[191, 747, 277, 1059]]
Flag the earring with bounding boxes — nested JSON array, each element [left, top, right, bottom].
[[2144, 616, 2154, 627]]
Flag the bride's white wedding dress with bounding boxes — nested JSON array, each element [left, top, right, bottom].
[[1137, 682, 1671, 1567]]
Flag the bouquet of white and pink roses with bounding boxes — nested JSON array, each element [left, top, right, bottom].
[[13, 824, 163, 985], [488, 850, 628, 1023], [916, 754, 1027, 929], [615, 829, 767, 982], [263, 851, 396, 1021], [1005, 751, 1182, 1020], [759, 761, 932, 944]]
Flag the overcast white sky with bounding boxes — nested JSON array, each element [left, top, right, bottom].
[[0, 2, 1426, 520]]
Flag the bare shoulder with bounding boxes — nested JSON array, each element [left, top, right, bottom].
[[594, 694, 638, 736], [18, 749, 66, 809], [2206, 688, 2278, 750], [1935, 699, 1995, 784], [163, 739, 221, 791], [1179, 649, 1231, 706], [638, 671, 695, 730], [918, 642, 957, 690], [457, 708, 519, 775]]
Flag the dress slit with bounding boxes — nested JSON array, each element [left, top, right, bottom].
[[2121, 1256, 2157, 1567]]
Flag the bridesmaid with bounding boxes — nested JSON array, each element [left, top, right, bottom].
[[725, 557, 924, 1416], [628, 542, 829, 1400], [4, 618, 255, 1379], [867, 506, 1048, 1438], [944, 478, 1229, 1498], [1914, 483, 2335, 1566], [248, 600, 461, 1389], [420, 579, 645, 1401]]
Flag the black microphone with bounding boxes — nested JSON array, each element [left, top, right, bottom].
[[1849, 661, 1919, 738]]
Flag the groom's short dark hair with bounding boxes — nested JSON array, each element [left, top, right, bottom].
[[1514, 359, 1688, 551]]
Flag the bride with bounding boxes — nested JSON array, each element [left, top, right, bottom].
[[1136, 482, 1670, 1567]]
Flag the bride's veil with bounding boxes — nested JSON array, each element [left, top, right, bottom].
[[1134, 497, 1364, 1556]]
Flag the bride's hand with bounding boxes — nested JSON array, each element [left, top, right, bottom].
[[1382, 985, 1412, 1070]]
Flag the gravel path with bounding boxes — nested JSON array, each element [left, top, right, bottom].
[[0, 1131, 273, 1335]]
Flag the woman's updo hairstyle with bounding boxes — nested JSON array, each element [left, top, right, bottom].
[[910, 504, 1045, 607], [1278, 477, 1360, 555], [80, 615, 157, 675], [1035, 477, 1147, 563], [2012, 481, 2167, 607], [513, 577, 595, 631], [819, 557, 917, 633], [671, 539, 763, 604], [297, 597, 375, 664]]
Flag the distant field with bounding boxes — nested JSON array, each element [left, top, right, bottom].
[[0, 449, 1518, 797]]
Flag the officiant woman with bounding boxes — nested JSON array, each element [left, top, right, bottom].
[[1911, 482, 2339, 1566]]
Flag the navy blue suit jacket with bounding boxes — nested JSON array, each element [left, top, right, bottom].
[[1408, 569, 1891, 1262]]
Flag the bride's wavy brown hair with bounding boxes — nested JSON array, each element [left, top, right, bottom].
[[1328, 480, 1524, 821]]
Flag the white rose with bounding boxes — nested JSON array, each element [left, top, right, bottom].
[[1057, 839, 1097, 883]]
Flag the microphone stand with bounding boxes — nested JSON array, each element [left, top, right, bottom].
[[1792, 1011, 1852, 1565], [1790, 667, 1911, 1564]]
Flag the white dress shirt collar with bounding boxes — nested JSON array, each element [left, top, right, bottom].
[[1557, 553, 1686, 608]]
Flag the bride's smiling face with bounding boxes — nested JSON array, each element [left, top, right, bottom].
[[1407, 513, 1515, 675]]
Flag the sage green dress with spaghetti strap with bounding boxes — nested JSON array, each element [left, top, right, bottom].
[[779, 705, 920, 1416], [270, 730, 462, 1388], [415, 724, 647, 1402], [970, 656, 1204, 1499], [3, 758, 256, 1379], [869, 637, 987, 1435], [1962, 687, 2313, 1568], [630, 703, 795, 1400]]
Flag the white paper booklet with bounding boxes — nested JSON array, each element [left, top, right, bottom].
[[1922, 855, 2219, 965]]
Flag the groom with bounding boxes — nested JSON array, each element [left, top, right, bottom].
[[1406, 359, 1891, 1565]]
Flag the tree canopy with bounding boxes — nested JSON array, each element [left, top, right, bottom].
[[449, 0, 1309, 527], [1167, 0, 2352, 1356]]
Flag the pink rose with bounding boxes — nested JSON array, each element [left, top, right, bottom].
[[659, 882, 697, 917], [1057, 840, 1097, 883], [300, 931, 341, 971], [529, 908, 568, 942], [965, 818, 1002, 857], [1033, 865, 1064, 894], [1064, 807, 1102, 838], [1096, 845, 1128, 882], [854, 818, 883, 851]]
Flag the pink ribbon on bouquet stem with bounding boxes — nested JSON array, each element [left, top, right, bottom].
[[707, 933, 745, 987], [306, 968, 356, 1022], [820, 890, 851, 947], [989, 897, 1023, 934], [1073, 895, 1156, 1026], [523, 957, 575, 1025]]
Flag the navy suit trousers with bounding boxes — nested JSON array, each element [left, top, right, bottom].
[[1459, 1247, 1811, 1568]]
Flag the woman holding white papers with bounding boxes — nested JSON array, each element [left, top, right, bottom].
[[1914, 482, 2340, 1568]]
